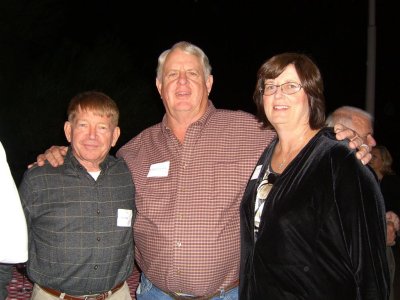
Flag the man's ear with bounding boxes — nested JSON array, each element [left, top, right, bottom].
[[206, 74, 213, 95], [64, 121, 72, 143], [366, 134, 376, 148], [111, 126, 121, 147], [156, 78, 162, 97]]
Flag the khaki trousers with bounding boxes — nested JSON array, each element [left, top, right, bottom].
[[30, 281, 132, 300]]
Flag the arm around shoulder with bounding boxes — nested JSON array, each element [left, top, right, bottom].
[[34, 145, 68, 167]]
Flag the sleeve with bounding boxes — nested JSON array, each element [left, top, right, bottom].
[[333, 152, 389, 300], [0, 141, 28, 263]]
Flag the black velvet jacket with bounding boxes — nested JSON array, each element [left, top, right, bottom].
[[240, 128, 389, 300]]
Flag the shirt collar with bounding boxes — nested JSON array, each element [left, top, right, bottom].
[[66, 146, 112, 173], [161, 100, 216, 132]]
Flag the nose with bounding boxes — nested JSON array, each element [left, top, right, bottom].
[[274, 86, 284, 98], [178, 72, 188, 85], [89, 126, 97, 139]]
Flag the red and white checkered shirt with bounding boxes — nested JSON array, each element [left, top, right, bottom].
[[117, 102, 276, 297]]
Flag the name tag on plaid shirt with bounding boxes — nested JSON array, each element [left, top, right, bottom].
[[117, 209, 133, 227]]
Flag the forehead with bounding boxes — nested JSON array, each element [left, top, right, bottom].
[[164, 49, 202, 70], [371, 148, 382, 159], [353, 115, 373, 135], [271, 64, 299, 81], [371, 148, 380, 155], [73, 109, 112, 122]]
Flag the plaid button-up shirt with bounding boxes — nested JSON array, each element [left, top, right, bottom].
[[19, 149, 135, 295], [117, 102, 276, 296]]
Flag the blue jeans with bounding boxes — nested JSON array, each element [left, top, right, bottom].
[[136, 273, 238, 300]]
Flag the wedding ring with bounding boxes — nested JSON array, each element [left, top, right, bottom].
[[360, 143, 370, 152], [350, 133, 359, 141]]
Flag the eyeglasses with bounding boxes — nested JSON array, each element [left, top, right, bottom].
[[261, 82, 303, 96]]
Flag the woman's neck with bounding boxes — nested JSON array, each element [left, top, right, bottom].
[[272, 127, 319, 173]]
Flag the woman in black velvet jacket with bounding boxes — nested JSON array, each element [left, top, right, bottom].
[[239, 53, 389, 300]]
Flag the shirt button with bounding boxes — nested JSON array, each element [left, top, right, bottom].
[[303, 266, 310, 272], [176, 241, 182, 247], [97, 209, 100, 215], [97, 237, 101, 241], [94, 265, 98, 270]]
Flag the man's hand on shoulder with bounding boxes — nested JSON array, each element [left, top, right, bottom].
[[28, 146, 68, 168], [333, 124, 375, 165]]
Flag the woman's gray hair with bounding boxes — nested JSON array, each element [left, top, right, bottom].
[[156, 41, 212, 80]]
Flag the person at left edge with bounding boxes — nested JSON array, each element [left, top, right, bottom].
[[0, 140, 28, 300], [0, 141, 28, 264], [19, 91, 135, 300]]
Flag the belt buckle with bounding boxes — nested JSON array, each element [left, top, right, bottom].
[[174, 293, 196, 300]]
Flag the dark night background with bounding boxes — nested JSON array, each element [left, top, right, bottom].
[[0, 0, 399, 184]]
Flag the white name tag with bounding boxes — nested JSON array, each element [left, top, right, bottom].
[[117, 209, 133, 227], [147, 161, 170, 177], [251, 165, 263, 180]]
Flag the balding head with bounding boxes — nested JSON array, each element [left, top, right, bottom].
[[327, 106, 374, 142]]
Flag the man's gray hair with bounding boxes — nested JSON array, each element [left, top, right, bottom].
[[326, 105, 374, 127], [156, 41, 212, 80]]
